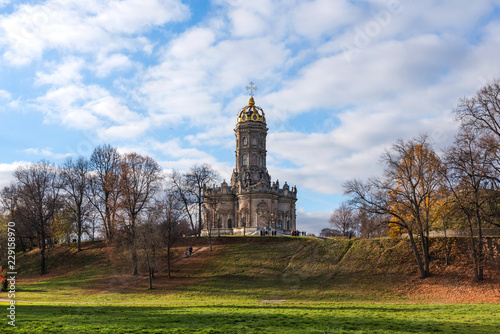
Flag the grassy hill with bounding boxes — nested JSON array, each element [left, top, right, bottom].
[[6, 236, 500, 304], [2, 236, 500, 333]]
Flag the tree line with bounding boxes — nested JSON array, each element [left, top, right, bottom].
[[328, 79, 500, 281], [0, 144, 219, 285]]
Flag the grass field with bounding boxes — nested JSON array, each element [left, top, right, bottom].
[[3, 302, 500, 333], [1, 236, 499, 333]]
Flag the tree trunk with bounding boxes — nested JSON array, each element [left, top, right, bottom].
[[77, 232, 81, 252], [77, 215, 82, 251], [198, 189, 203, 237], [40, 231, 46, 275], [18, 235, 26, 253], [152, 248, 156, 278], [167, 245, 171, 279], [148, 268, 153, 290], [443, 227, 449, 266], [408, 231, 427, 279], [467, 221, 480, 281], [419, 230, 430, 277], [476, 218, 484, 281], [132, 247, 138, 275]]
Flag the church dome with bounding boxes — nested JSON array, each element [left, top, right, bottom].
[[237, 97, 266, 124]]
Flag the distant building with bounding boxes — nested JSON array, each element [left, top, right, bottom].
[[202, 88, 297, 235]]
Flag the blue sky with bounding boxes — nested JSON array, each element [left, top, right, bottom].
[[1, 0, 500, 234]]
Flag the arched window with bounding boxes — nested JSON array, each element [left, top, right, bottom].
[[259, 155, 263, 166], [242, 154, 248, 166], [278, 220, 283, 229], [227, 219, 232, 228], [251, 154, 258, 166], [252, 137, 257, 145], [243, 137, 247, 146]]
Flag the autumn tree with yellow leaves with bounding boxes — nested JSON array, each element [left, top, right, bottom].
[[344, 135, 444, 279]]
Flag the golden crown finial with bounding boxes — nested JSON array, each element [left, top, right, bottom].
[[248, 96, 255, 106]]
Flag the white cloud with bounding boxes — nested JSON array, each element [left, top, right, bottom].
[[94, 53, 133, 78], [90, 0, 190, 34], [169, 28, 216, 59], [292, 0, 360, 38], [97, 118, 150, 140], [139, 32, 289, 132], [2, 0, 500, 235], [0, 162, 24, 190], [35, 83, 147, 140], [297, 209, 330, 235], [115, 138, 234, 180], [0, 0, 190, 65], [228, 8, 268, 37], [0, 89, 11, 100], [35, 57, 85, 86], [24, 147, 72, 159]]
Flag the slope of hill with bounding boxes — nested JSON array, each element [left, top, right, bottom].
[[3, 236, 500, 304]]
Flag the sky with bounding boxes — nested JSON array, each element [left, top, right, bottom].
[[1, 0, 500, 235]]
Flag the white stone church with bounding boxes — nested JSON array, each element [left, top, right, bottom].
[[202, 85, 297, 235]]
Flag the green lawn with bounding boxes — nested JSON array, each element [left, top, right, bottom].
[[2, 302, 499, 333], [1, 237, 499, 332]]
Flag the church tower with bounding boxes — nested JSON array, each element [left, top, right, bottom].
[[202, 83, 297, 236], [231, 94, 271, 191]]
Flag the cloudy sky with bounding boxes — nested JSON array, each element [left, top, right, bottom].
[[1, 0, 500, 234]]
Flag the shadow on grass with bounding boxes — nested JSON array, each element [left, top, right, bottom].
[[5, 303, 499, 333]]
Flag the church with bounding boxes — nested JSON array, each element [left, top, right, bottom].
[[202, 84, 298, 236]]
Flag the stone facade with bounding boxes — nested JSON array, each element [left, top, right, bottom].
[[202, 96, 297, 235]]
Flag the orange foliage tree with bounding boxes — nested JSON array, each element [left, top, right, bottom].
[[344, 135, 444, 278]]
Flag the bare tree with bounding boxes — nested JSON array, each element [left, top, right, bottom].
[[455, 79, 500, 185], [344, 135, 443, 279], [0, 216, 8, 261], [442, 128, 494, 281], [239, 205, 249, 236], [319, 228, 341, 237], [357, 206, 389, 238], [0, 185, 30, 252], [204, 195, 219, 251], [119, 153, 163, 275], [61, 156, 92, 251], [329, 202, 357, 237], [185, 164, 219, 236], [157, 192, 185, 278], [261, 207, 279, 234], [50, 207, 75, 245], [88, 144, 122, 242], [136, 218, 162, 289], [170, 170, 197, 235], [14, 161, 62, 275]]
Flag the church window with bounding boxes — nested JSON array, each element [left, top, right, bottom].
[[251, 154, 258, 166], [242, 154, 248, 166], [227, 219, 232, 228], [278, 220, 282, 229], [252, 137, 257, 145], [243, 137, 247, 146], [259, 155, 263, 166]]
